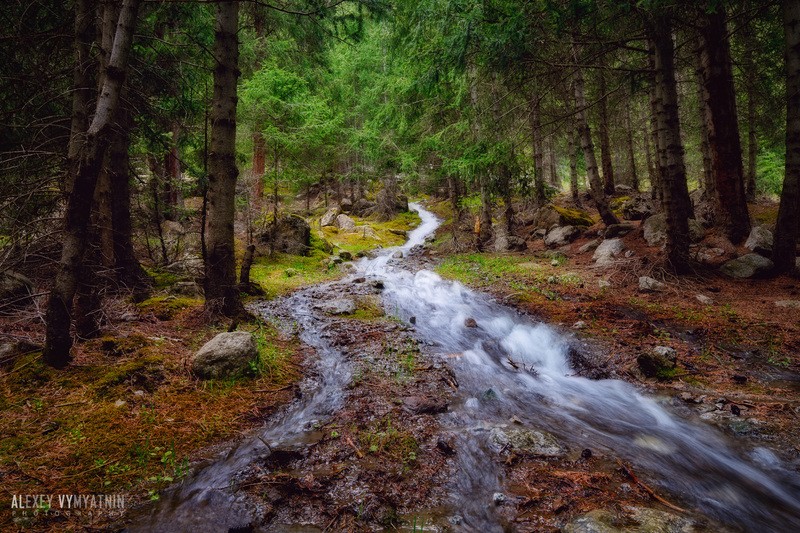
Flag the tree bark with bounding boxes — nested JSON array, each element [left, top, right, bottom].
[[529, 92, 547, 207], [109, 104, 148, 291], [568, 114, 581, 205], [43, 0, 140, 368], [597, 67, 615, 195], [643, 122, 655, 195], [65, 0, 96, 196], [548, 135, 559, 189], [698, 4, 752, 243], [252, 131, 265, 199], [204, 0, 241, 317], [624, 102, 639, 191], [573, 42, 619, 225], [694, 39, 716, 201], [773, 0, 800, 273], [649, 21, 693, 273]]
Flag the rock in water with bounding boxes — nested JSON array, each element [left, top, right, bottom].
[[544, 225, 580, 247], [488, 426, 566, 457], [315, 298, 356, 315], [320, 207, 340, 227], [744, 226, 774, 256], [720, 253, 774, 278], [464, 317, 478, 328], [592, 238, 624, 266], [192, 332, 258, 380]]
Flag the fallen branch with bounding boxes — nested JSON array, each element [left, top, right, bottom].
[[344, 435, 363, 458], [616, 459, 686, 513]]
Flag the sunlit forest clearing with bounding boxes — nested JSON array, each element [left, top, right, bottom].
[[2, 0, 800, 531]]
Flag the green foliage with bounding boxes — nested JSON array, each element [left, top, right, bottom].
[[756, 148, 785, 197]]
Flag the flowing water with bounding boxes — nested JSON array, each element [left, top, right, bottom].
[[128, 203, 800, 532]]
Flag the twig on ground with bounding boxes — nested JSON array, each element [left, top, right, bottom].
[[616, 459, 686, 513]]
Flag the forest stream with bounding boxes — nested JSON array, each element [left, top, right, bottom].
[[124, 203, 800, 533]]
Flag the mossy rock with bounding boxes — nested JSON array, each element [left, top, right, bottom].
[[136, 295, 201, 321], [552, 205, 594, 227], [98, 334, 150, 357], [93, 353, 166, 396], [609, 196, 632, 211]]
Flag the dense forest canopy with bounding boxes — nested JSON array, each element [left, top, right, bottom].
[[0, 0, 798, 366]]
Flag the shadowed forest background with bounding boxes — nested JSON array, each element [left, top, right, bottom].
[[2, 0, 800, 531]]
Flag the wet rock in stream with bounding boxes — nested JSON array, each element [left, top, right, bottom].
[[488, 426, 567, 457]]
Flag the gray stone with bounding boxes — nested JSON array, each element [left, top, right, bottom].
[[744, 226, 773, 256], [694, 247, 727, 267], [488, 426, 566, 457], [621, 196, 655, 220], [492, 492, 506, 505], [720, 253, 774, 278], [544, 225, 580, 247], [171, 281, 203, 297], [592, 238, 624, 266], [340, 198, 353, 213], [653, 346, 677, 358], [320, 207, 340, 227], [392, 250, 404, 259], [388, 228, 407, 237], [464, 317, 478, 328], [643, 213, 704, 246], [0, 270, 34, 307], [639, 276, 666, 292], [696, 294, 714, 305], [335, 214, 356, 231], [598, 279, 612, 289], [626, 506, 697, 533], [573, 321, 587, 330], [775, 300, 800, 309], [351, 198, 376, 216], [604, 223, 635, 239], [579, 239, 600, 253], [637, 347, 677, 379], [338, 250, 353, 261], [192, 332, 257, 380], [260, 215, 311, 255], [315, 298, 356, 315], [532, 228, 547, 239], [564, 510, 620, 533]]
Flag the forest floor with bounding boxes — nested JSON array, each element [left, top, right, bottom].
[[1, 194, 799, 532]]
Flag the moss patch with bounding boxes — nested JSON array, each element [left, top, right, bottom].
[[553, 205, 594, 227]]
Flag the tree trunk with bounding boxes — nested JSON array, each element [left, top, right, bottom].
[[529, 92, 547, 207], [252, 131, 265, 199], [744, 0, 758, 201], [597, 67, 615, 195], [648, 40, 665, 206], [643, 122, 655, 194], [573, 42, 619, 225], [698, 4, 752, 243], [650, 21, 693, 273], [548, 136, 559, 189], [65, 0, 96, 196], [624, 103, 639, 191], [694, 39, 716, 201], [109, 104, 148, 291], [204, 0, 241, 317], [568, 115, 581, 205], [163, 124, 181, 221], [773, 0, 800, 273], [43, 0, 140, 368]]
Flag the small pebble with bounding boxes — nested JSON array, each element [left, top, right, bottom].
[[493, 492, 506, 505]]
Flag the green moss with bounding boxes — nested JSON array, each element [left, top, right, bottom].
[[136, 295, 201, 320], [145, 268, 179, 289], [92, 353, 166, 397], [553, 205, 594, 227], [609, 196, 631, 211]]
